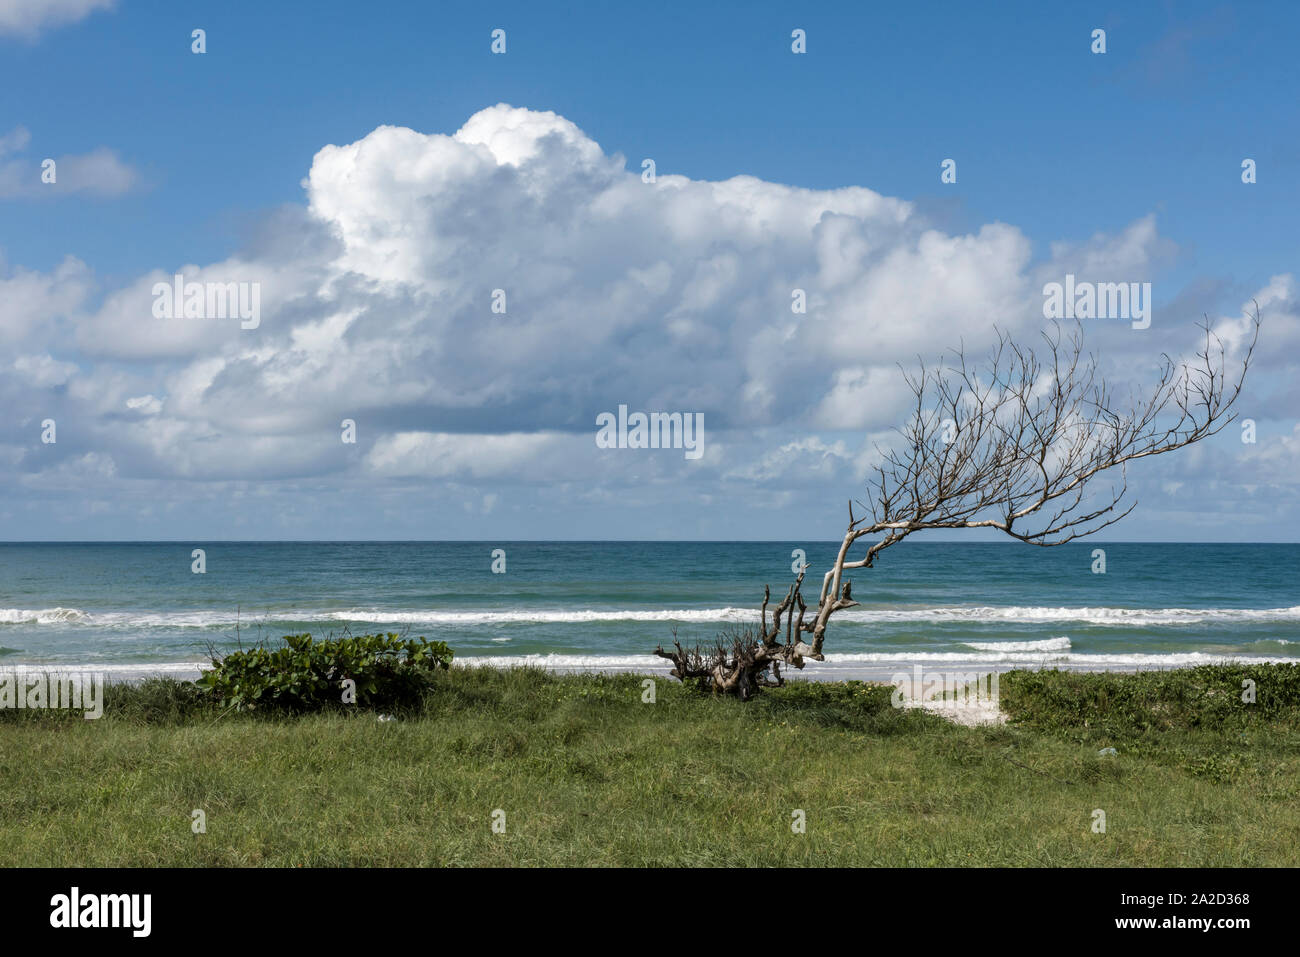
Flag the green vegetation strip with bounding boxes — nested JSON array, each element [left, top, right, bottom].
[[1, 664, 1297, 866]]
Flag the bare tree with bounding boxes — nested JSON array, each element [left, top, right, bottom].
[[656, 312, 1261, 698]]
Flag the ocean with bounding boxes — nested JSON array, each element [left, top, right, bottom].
[[1, 541, 1297, 681]]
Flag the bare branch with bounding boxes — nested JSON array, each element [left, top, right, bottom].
[[657, 310, 1260, 698]]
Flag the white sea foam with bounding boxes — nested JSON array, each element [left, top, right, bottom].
[[167, 604, 1300, 628], [0, 661, 206, 678], [308, 603, 1300, 628], [6, 647, 1296, 685], [839, 605, 1300, 626], [962, 636, 1072, 653], [454, 649, 1299, 676], [7, 603, 1300, 630], [324, 608, 758, 625], [0, 607, 89, 624]]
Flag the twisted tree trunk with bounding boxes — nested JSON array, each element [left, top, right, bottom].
[[657, 313, 1260, 698], [654, 568, 852, 698]]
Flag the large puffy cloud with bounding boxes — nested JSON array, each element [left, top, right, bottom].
[[71, 104, 1053, 441], [0, 103, 1289, 537]]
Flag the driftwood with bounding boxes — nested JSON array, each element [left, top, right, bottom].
[[657, 312, 1260, 698]]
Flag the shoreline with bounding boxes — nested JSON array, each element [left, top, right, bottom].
[[2, 652, 1297, 684]]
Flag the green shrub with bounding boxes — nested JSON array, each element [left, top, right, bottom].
[[1001, 663, 1300, 736], [195, 633, 453, 714]]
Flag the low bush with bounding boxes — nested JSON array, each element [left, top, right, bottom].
[[195, 632, 453, 713], [1000, 663, 1300, 735]]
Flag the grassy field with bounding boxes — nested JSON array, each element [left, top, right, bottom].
[[2, 664, 1298, 866]]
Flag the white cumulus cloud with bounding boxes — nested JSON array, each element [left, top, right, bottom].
[[1, 102, 1279, 540]]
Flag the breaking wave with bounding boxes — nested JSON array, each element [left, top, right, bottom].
[[7, 605, 1300, 629], [0, 607, 90, 624], [962, 636, 1072, 653]]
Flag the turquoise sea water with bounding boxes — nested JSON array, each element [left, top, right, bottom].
[[0, 542, 1297, 680]]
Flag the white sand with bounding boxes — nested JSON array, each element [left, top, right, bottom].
[[902, 696, 1007, 727]]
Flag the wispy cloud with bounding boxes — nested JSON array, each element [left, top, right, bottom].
[[0, 125, 138, 197], [0, 0, 115, 40]]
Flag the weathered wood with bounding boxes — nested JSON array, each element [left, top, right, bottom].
[[657, 313, 1260, 699]]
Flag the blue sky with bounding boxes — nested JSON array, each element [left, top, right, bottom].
[[1, 0, 1298, 540]]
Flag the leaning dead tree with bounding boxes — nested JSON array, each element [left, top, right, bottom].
[[657, 312, 1260, 698]]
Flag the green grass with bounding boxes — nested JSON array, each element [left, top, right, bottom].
[[1, 664, 1298, 866]]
